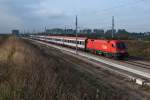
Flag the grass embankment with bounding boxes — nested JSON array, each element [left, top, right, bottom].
[[0, 36, 149, 100], [125, 40, 150, 60]]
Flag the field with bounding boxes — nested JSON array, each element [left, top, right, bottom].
[[124, 40, 150, 60], [0, 36, 150, 100]]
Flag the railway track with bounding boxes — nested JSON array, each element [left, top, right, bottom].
[[88, 53, 150, 71], [25, 38, 150, 86], [124, 61, 150, 70], [132, 61, 150, 66]]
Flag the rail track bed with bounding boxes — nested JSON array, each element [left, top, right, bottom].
[[124, 61, 150, 70], [27, 38, 150, 86]]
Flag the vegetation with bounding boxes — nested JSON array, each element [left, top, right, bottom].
[[124, 40, 150, 60], [0, 36, 150, 100]]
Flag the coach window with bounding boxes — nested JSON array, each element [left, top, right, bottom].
[[81, 42, 84, 45], [79, 41, 81, 44], [78, 41, 80, 44], [72, 41, 74, 44]]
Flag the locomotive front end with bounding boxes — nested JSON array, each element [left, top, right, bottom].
[[115, 41, 129, 59]]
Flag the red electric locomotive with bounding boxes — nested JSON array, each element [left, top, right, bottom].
[[86, 39, 128, 59]]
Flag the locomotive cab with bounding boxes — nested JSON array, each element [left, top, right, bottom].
[[112, 41, 128, 59]]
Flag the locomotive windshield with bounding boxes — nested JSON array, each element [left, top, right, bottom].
[[116, 42, 126, 49]]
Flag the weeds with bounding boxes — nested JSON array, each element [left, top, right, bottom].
[[125, 40, 150, 60], [0, 36, 149, 100]]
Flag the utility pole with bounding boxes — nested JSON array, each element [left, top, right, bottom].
[[75, 15, 78, 54], [112, 16, 115, 38]]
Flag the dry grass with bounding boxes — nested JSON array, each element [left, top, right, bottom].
[[124, 40, 150, 60], [0, 36, 149, 100], [0, 36, 99, 100]]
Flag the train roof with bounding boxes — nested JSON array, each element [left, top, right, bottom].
[[37, 35, 124, 42], [87, 39, 124, 43], [46, 35, 87, 40]]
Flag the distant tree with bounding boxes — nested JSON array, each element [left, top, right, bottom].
[[105, 29, 116, 34], [80, 29, 92, 34], [116, 29, 130, 40], [117, 29, 129, 34], [93, 29, 104, 34]]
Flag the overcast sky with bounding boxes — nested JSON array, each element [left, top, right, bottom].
[[0, 0, 150, 33]]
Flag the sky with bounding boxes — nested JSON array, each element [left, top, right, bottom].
[[0, 0, 150, 33]]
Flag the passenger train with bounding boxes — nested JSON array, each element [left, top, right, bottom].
[[30, 35, 128, 59]]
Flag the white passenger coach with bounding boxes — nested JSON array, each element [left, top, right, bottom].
[[31, 35, 87, 49]]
